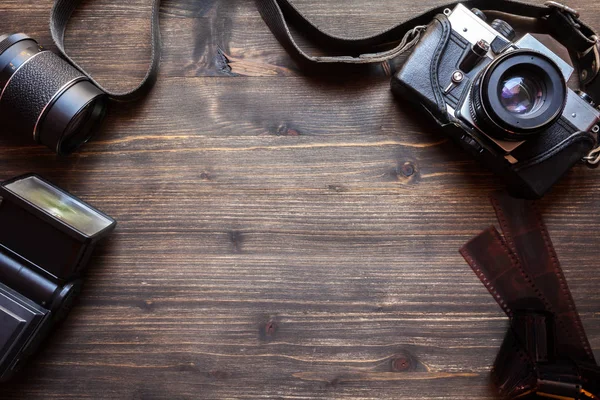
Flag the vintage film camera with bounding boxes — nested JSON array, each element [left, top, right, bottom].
[[392, 4, 600, 198], [0, 174, 116, 382]]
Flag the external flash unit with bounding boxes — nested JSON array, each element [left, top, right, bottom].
[[0, 174, 116, 382]]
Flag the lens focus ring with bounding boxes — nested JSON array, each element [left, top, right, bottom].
[[0, 51, 84, 141]]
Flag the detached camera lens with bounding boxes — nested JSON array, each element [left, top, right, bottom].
[[0, 33, 107, 155], [472, 50, 566, 141]]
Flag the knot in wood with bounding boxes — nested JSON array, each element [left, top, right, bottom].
[[391, 356, 412, 372]]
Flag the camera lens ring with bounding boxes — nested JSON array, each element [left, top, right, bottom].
[[58, 94, 108, 155], [38, 80, 108, 156], [0, 33, 34, 59], [32, 76, 87, 142], [472, 50, 567, 141], [32, 76, 108, 155], [0, 45, 46, 102]]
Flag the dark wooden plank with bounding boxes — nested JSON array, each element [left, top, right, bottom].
[[0, 0, 599, 399]]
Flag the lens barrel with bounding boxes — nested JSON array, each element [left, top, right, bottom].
[[0, 33, 107, 155], [471, 50, 567, 141]]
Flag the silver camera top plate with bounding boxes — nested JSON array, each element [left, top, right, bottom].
[[447, 4, 502, 58]]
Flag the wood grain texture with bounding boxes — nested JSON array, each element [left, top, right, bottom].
[[0, 0, 599, 399]]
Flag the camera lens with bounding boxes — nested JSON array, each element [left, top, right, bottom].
[[471, 50, 567, 141], [0, 33, 107, 155]]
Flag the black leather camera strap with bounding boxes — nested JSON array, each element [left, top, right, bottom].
[[460, 192, 599, 399], [256, 0, 600, 99], [49, 0, 161, 102], [47, 0, 600, 103]]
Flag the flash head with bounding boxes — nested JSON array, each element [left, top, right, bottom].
[[0, 174, 116, 382], [0, 174, 116, 280]]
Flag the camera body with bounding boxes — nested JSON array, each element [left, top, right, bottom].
[[392, 4, 600, 198], [0, 174, 116, 382]]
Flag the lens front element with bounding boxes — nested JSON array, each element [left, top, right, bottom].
[[499, 74, 544, 115]]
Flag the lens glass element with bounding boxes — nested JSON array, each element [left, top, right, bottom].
[[499, 73, 544, 115]]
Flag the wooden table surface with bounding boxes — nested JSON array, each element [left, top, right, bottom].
[[1, 1, 599, 399]]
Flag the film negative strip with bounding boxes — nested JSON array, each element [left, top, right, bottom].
[[490, 192, 595, 363], [460, 192, 599, 399]]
